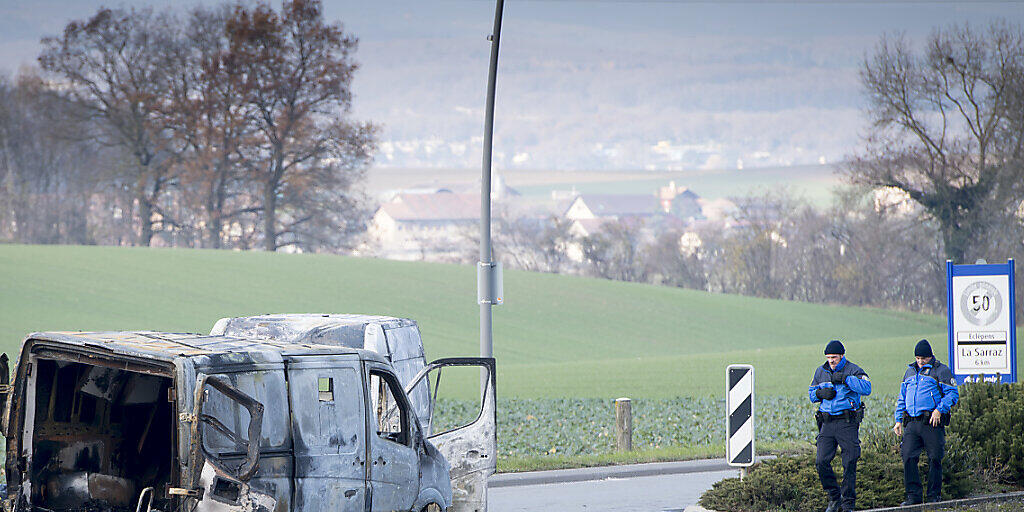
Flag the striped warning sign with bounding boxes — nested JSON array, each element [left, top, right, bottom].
[[726, 364, 754, 467]]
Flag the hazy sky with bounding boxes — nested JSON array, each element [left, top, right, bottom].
[[2, 1, 1022, 171]]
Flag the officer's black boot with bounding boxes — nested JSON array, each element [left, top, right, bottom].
[[824, 499, 841, 512], [899, 498, 922, 506]]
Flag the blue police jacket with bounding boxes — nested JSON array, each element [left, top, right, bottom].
[[894, 358, 958, 421], [808, 357, 872, 414]]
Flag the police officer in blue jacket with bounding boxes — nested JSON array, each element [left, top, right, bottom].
[[809, 340, 872, 512], [893, 339, 959, 505]]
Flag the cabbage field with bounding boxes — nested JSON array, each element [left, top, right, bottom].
[[437, 395, 900, 459]]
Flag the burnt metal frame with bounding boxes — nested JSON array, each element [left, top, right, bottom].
[[189, 374, 265, 483], [405, 358, 496, 438]]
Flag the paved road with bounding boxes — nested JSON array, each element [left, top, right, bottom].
[[488, 459, 746, 512]]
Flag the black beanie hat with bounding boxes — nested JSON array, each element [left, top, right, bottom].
[[915, 339, 933, 358], [824, 339, 845, 355]]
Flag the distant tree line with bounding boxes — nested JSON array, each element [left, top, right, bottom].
[[489, 182, 1022, 317], [0, 0, 375, 251], [490, 22, 1024, 317]]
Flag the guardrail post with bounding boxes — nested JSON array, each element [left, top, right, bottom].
[[615, 397, 632, 452]]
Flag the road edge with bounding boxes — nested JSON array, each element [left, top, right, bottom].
[[489, 457, 770, 488]]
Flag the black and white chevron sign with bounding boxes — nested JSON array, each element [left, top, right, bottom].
[[726, 364, 755, 467]]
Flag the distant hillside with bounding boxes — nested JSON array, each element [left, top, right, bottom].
[[366, 164, 841, 204], [1, 244, 967, 398]]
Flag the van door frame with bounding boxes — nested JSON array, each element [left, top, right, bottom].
[[404, 357, 496, 512], [4, 343, 177, 507], [362, 361, 420, 512], [187, 373, 265, 483]]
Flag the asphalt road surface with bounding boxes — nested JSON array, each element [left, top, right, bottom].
[[488, 468, 737, 512]]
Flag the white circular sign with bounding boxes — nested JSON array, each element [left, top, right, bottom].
[[960, 281, 1002, 326]]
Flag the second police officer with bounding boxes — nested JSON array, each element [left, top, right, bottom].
[[893, 339, 959, 505], [809, 339, 872, 512]]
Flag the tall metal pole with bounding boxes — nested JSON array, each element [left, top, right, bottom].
[[480, 0, 505, 377]]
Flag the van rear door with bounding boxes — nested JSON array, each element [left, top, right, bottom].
[[406, 358, 496, 512], [178, 374, 277, 512], [0, 353, 9, 435]]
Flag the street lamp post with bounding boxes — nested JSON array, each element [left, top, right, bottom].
[[479, 0, 505, 385]]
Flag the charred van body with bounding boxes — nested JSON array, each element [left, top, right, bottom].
[[209, 314, 432, 431], [0, 331, 495, 512]]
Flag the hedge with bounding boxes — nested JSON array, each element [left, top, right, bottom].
[[699, 429, 977, 512], [699, 381, 1024, 511], [951, 382, 1024, 482]]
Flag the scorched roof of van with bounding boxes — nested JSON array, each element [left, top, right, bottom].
[[210, 313, 418, 347], [22, 331, 387, 364]]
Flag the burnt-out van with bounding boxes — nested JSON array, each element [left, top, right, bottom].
[[210, 315, 431, 430], [0, 331, 495, 512]]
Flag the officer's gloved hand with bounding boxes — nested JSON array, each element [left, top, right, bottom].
[[830, 372, 845, 385], [815, 387, 837, 400]]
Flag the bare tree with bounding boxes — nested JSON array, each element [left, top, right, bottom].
[[0, 71, 105, 245], [39, 8, 180, 246], [493, 211, 576, 273], [847, 22, 1024, 263], [227, 0, 375, 251], [714, 191, 806, 299], [580, 218, 647, 282], [827, 188, 945, 312], [644, 230, 707, 290]]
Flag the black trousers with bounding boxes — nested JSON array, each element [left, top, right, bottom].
[[902, 420, 945, 502], [816, 419, 861, 509]]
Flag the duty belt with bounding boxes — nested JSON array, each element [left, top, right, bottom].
[[821, 412, 851, 422], [815, 405, 865, 427]]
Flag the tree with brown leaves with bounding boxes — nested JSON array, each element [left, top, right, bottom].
[[227, 0, 375, 251]]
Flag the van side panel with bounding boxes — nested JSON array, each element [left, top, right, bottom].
[[285, 356, 367, 512]]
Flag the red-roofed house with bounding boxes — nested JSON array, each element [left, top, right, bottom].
[[563, 194, 659, 220], [368, 192, 479, 260]]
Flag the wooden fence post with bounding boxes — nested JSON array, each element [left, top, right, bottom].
[[615, 397, 632, 452]]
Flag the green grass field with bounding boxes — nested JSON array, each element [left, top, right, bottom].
[[1, 244, 1009, 400]]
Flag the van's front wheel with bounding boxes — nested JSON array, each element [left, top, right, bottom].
[[422, 504, 442, 512]]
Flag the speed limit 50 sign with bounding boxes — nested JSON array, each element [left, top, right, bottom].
[[947, 260, 1017, 383]]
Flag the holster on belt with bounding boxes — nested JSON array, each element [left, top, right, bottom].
[[834, 404, 865, 423], [815, 410, 824, 430], [904, 411, 951, 426]]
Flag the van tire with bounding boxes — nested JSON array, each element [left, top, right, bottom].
[[423, 504, 442, 512]]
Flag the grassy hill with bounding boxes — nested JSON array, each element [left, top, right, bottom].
[[0, 244, 985, 399]]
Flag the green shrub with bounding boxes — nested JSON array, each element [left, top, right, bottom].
[[699, 429, 976, 512], [950, 382, 1024, 482]]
